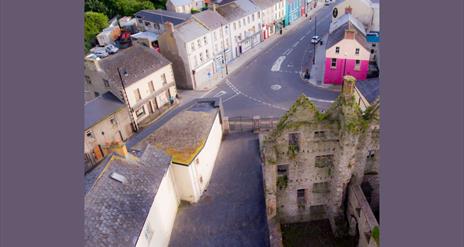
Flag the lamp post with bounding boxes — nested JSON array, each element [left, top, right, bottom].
[[117, 67, 139, 132], [220, 23, 229, 75], [312, 15, 317, 65]]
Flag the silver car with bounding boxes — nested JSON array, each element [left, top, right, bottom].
[[105, 44, 119, 54], [93, 49, 109, 58]]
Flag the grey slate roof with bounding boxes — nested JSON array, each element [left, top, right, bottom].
[[326, 17, 369, 51], [168, 0, 192, 6], [98, 45, 171, 87], [356, 78, 379, 104], [216, 0, 259, 22], [251, 0, 277, 9], [174, 19, 210, 42], [135, 9, 191, 26], [193, 9, 228, 30], [84, 91, 125, 130], [84, 145, 171, 247]]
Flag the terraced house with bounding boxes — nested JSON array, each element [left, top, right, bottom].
[[84, 45, 178, 130]]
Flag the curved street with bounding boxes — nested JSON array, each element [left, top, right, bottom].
[[204, 4, 339, 117]]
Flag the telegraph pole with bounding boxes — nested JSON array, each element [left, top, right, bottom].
[[118, 67, 139, 132], [312, 16, 317, 64]]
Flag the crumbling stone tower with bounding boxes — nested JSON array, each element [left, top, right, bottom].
[[261, 75, 380, 236]]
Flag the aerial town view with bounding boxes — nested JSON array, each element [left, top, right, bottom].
[[83, 0, 380, 246]]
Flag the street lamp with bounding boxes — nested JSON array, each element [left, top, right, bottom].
[[117, 67, 139, 132], [312, 15, 317, 65]]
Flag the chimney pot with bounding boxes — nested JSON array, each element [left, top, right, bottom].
[[164, 21, 174, 33]]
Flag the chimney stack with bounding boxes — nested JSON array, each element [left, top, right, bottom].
[[213, 3, 217, 12], [345, 6, 352, 14], [164, 21, 174, 33], [105, 141, 129, 158], [342, 75, 356, 97], [344, 29, 356, 40]]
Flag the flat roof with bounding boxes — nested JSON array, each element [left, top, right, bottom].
[[132, 100, 220, 165]]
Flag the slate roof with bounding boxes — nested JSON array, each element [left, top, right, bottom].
[[356, 78, 380, 104], [168, 0, 192, 6], [98, 45, 171, 87], [251, 0, 277, 9], [216, 0, 259, 22], [84, 91, 125, 130], [84, 145, 171, 247], [134, 9, 191, 26], [174, 18, 210, 42], [326, 16, 369, 51], [330, 14, 366, 36], [192, 9, 228, 30], [133, 99, 220, 165]]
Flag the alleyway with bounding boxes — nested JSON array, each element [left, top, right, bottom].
[[169, 132, 270, 246]]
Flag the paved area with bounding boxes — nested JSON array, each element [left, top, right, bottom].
[[281, 220, 356, 247], [169, 133, 270, 247]]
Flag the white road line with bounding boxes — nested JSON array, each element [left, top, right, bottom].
[[223, 93, 239, 103], [213, 90, 227, 98], [271, 56, 286, 72]]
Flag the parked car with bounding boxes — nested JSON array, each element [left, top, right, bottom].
[[311, 35, 321, 44], [105, 44, 119, 54], [93, 49, 109, 58]]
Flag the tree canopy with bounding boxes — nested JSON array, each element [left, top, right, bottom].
[[84, 11, 109, 51]]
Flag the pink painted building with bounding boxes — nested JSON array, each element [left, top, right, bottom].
[[324, 15, 370, 85]]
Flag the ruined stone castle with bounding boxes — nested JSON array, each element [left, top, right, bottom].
[[261, 75, 380, 237]]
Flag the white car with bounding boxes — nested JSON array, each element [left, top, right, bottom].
[[93, 49, 109, 58], [105, 44, 119, 54], [311, 35, 321, 44]]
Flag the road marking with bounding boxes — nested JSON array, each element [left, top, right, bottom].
[[271, 84, 282, 91], [271, 56, 286, 72], [225, 79, 287, 111], [213, 90, 227, 98], [223, 93, 239, 103]]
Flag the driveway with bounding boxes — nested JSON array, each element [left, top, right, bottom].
[[169, 132, 270, 247]]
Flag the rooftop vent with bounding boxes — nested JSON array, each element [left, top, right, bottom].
[[110, 172, 128, 184]]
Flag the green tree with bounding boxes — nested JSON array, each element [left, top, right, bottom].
[[114, 0, 155, 16], [84, 11, 109, 52]]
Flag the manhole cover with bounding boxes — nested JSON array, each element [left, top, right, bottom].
[[271, 84, 282, 91]]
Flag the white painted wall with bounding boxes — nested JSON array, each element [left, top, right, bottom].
[[136, 167, 180, 247], [171, 112, 223, 203], [325, 39, 370, 60]]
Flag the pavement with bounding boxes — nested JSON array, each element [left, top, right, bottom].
[[169, 132, 270, 246], [306, 34, 342, 91]]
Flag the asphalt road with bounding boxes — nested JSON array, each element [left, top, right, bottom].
[[204, 4, 340, 118]]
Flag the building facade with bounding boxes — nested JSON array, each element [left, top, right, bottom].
[[253, 0, 286, 40], [285, 0, 302, 26], [216, 0, 263, 59], [166, 0, 205, 13], [324, 19, 370, 85], [84, 92, 134, 170], [261, 76, 380, 235], [158, 20, 217, 90], [84, 45, 177, 128]]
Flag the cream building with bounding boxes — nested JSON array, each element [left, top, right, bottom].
[[158, 20, 217, 90], [216, 0, 262, 58], [84, 91, 134, 171], [133, 98, 225, 203], [252, 0, 286, 39], [84, 45, 177, 129]]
